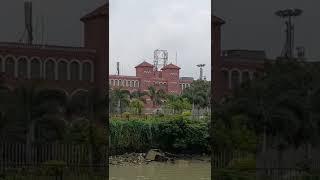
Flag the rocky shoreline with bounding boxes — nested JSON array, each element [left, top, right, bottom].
[[109, 151, 211, 166]]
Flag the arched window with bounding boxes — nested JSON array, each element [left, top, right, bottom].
[[221, 70, 229, 89], [231, 70, 240, 89], [115, 80, 118, 86], [0, 57, 3, 72], [45, 59, 55, 80], [30, 58, 41, 79], [18, 57, 28, 78], [242, 71, 250, 83], [131, 81, 134, 87], [58, 61, 68, 81], [110, 80, 114, 86], [136, 81, 139, 88], [70, 61, 80, 80], [5, 57, 15, 77], [253, 72, 259, 79], [82, 62, 92, 81]]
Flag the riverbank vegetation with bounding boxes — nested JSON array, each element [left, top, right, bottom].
[[212, 59, 320, 178], [110, 115, 210, 155]]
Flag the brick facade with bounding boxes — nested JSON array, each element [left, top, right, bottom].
[[0, 4, 108, 98], [212, 16, 267, 100], [109, 61, 193, 95]]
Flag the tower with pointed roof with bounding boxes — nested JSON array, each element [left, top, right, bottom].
[[81, 3, 108, 96], [161, 63, 181, 94]]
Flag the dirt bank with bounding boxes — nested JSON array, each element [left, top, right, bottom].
[[109, 152, 210, 166]]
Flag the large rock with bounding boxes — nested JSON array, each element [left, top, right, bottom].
[[145, 149, 168, 162]]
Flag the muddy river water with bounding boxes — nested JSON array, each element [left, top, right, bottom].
[[109, 160, 210, 180]]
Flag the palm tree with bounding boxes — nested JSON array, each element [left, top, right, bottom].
[[182, 80, 210, 115], [111, 88, 130, 114], [130, 90, 147, 103], [147, 86, 166, 108], [130, 98, 144, 115]]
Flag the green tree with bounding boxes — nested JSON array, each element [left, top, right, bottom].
[[148, 86, 166, 108], [130, 90, 147, 103], [216, 60, 320, 165], [182, 80, 210, 113], [130, 98, 144, 115], [165, 95, 192, 114], [110, 88, 130, 114]]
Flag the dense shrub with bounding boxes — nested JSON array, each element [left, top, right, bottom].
[[110, 115, 209, 154]]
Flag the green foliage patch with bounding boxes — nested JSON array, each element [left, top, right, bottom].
[[110, 116, 209, 154]]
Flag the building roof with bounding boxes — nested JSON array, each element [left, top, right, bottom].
[[81, 4, 108, 21], [0, 42, 96, 53], [135, 61, 154, 68], [223, 49, 267, 59], [213, 16, 225, 25], [180, 77, 194, 81], [161, 63, 181, 70]]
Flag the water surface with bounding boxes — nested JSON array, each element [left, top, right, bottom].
[[109, 160, 210, 180]]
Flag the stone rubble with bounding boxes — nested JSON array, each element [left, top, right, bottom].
[[109, 151, 211, 166]]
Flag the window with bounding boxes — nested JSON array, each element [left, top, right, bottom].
[[221, 70, 229, 89], [45, 59, 55, 80], [253, 72, 259, 79], [30, 58, 41, 79], [58, 61, 68, 80], [231, 70, 240, 89], [18, 58, 28, 78], [70, 61, 80, 80], [82, 62, 92, 81], [242, 71, 250, 83], [131, 81, 134, 87], [5, 57, 15, 77], [0, 57, 3, 72]]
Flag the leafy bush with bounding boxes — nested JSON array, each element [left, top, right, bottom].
[[110, 116, 209, 154], [182, 111, 192, 117]]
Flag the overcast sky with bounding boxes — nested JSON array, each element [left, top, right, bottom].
[[109, 0, 211, 79], [214, 0, 320, 61], [0, 1, 319, 79], [0, 0, 105, 46]]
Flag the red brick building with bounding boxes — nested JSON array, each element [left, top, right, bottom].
[[109, 61, 194, 94], [0, 4, 108, 98], [109, 60, 193, 111], [212, 16, 267, 100]]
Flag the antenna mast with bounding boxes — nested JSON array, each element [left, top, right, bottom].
[[275, 8, 303, 59], [154, 49, 168, 71], [197, 64, 206, 80], [24, 0, 33, 44]]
